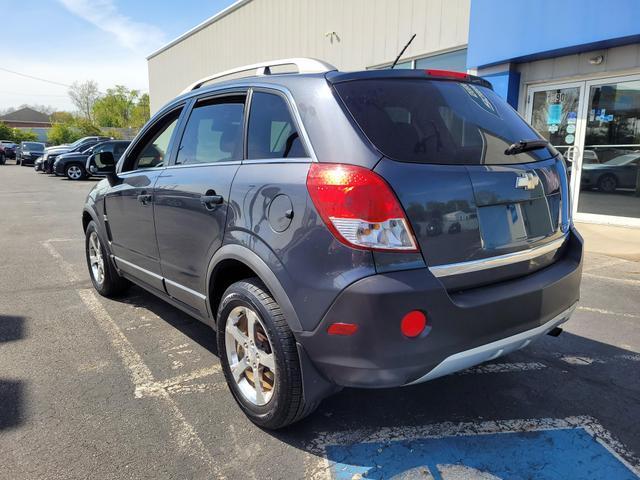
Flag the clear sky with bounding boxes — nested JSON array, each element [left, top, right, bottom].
[[0, 0, 237, 112]]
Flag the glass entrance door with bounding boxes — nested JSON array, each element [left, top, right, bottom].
[[527, 75, 640, 226], [577, 77, 640, 222]]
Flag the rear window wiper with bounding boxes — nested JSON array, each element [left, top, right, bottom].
[[504, 139, 549, 155]]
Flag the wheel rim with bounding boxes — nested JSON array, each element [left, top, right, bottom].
[[68, 165, 82, 179], [88, 232, 105, 285], [600, 177, 615, 191], [224, 305, 276, 406]]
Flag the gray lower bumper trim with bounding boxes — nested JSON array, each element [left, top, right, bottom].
[[407, 303, 577, 385]]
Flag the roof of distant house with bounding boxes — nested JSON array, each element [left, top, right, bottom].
[[0, 107, 51, 124]]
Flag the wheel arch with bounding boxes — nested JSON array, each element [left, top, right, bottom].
[[206, 244, 302, 332]]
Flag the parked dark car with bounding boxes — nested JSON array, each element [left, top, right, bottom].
[[54, 140, 131, 180], [43, 136, 110, 173], [17, 141, 46, 166], [82, 59, 582, 429], [580, 153, 640, 192], [0, 140, 17, 162], [83, 140, 131, 179]]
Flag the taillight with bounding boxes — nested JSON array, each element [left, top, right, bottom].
[[306, 163, 418, 252]]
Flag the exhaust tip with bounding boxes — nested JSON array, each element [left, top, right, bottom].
[[547, 327, 563, 337]]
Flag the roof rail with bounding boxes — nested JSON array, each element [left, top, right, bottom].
[[180, 58, 337, 94]]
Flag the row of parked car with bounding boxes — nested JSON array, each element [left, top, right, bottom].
[[1, 136, 131, 180]]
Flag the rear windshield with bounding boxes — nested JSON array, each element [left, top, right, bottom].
[[334, 79, 554, 164], [23, 142, 44, 151]]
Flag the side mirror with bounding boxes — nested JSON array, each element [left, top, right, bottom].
[[87, 151, 119, 186]]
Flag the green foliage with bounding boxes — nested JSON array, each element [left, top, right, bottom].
[[0, 121, 38, 142], [93, 86, 150, 128], [47, 122, 78, 145], [47, 117, 102, 145]]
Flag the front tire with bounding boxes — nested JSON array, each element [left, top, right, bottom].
[[217, 278, 317, 429], [85, 221, 130, 297]]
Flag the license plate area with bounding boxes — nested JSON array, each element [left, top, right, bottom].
[[478, 194, 560, 250]]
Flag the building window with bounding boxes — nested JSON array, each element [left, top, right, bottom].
[[369, 48, 468, 72], [415, 49, 467, 71]]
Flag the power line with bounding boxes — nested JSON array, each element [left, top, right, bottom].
[[0, 66, 72, 89]]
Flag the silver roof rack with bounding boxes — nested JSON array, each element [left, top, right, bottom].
[[180, 58, 337, 94]]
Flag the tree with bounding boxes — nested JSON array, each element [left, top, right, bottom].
[[68, 80, 100, 121], [0, 121, 38, 142], [47, 117, 101, 145], [131, 93, 150, 129], [93, 86, 148, 128]]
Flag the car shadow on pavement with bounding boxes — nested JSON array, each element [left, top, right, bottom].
[[116, 285, 219, 355], [0, 315, 26, 430], [271, 332, 640, 466]]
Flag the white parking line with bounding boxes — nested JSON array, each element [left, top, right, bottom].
[[79, 290, 224, 478], [578, 305, 640, 320], [304, 416, 640, 479], [582, 272, 640, 287], [43, 241, 226, 479]]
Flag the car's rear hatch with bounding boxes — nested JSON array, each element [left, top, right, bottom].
[[329, 71, 571, 290]]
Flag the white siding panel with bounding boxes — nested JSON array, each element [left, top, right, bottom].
[[148, 0, 470, 112]]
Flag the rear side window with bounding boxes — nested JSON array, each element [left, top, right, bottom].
[[176, 96, 245, 165], [334, 79, 554, 164], [247, 92, 308, 159]]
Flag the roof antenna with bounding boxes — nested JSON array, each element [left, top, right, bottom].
[[390, 33, 416, 69]]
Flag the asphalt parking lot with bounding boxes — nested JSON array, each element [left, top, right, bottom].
[[1, 162, 639, 479]]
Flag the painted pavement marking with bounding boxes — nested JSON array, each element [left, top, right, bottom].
[[43, 240, 226, 479], [305, 416, 640, 480]]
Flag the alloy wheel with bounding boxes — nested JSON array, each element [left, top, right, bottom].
[[224, 305, 276, 406], [67, 165, 83, 180], [88, 231, 105, 285]]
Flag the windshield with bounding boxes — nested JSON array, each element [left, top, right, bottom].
[[604, 154, 640, 166], [334, 79, 555, 165], [23, 142, 44, 151]]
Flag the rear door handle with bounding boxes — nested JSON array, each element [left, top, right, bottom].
[[137, 194, 153, 205], [200, 193, 224, 209]]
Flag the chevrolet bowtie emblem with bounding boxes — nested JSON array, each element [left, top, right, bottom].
[[515, 172, 540, 190]]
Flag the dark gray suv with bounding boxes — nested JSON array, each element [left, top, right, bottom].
[[82, 59, 583, 429]]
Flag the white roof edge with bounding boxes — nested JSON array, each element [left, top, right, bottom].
[[146, 0, 253, 60]]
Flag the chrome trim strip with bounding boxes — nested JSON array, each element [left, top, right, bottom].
[[407, 303, 577, 385], [164, 278, 207, 301], [112, 256, 163, 280], [429, 235, 567, 278]]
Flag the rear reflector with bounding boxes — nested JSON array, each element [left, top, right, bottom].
[[327, 322, 359, 336], [425, 69, 469, 80], [306, 163, 418, 252], [401, 310, 427, 338]]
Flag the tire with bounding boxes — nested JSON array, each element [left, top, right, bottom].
[[217, 278, 317, 429], [66, 164, 86, 180], [85, 221, 130, 297], [597, 174, 617, 193]]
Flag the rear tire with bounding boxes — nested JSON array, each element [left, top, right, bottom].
[[217, 278, 318, 429], [85, 221, 130, 297]]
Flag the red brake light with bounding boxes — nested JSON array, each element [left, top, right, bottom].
[[306, 163, 418, 252], [425, 69, 469, 80]]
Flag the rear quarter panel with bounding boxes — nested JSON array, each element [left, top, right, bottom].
[[225, 161, 376, 332]]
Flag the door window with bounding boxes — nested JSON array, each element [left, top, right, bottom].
[[124, 109, 182, 172], [529, 86, 581, 157], [176, 96, 245, 165], [247, 92, 308, 159]]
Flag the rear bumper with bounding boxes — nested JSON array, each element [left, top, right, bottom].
[[297, 228, 583, 388]]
